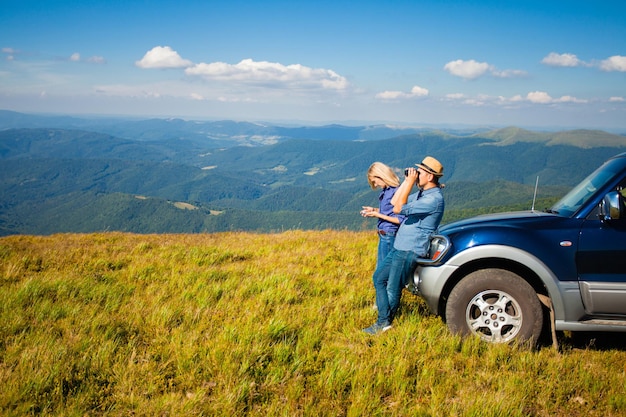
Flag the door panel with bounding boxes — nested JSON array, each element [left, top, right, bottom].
[[577, 182, 626, 315]]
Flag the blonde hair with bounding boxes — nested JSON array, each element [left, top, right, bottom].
[[367, 162, 400, 189]]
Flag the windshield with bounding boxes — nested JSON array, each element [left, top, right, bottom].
[[550, 157, 624, 217]]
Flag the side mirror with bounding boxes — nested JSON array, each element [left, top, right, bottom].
[[599, 191, 624, 221]]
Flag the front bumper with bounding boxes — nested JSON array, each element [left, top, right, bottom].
[[410, 263, 459, 315]]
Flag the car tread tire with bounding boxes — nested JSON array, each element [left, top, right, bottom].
[[446, 268, 543, 345]]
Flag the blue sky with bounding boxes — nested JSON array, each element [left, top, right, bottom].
[[2, 0, 626, 130]]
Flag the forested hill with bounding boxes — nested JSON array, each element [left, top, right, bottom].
[[1, 111, 625, 235]]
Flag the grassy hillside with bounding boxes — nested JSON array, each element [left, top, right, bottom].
[[0, 186, 562, 236], [480, 126, 626, 148], [1, 125, 624, 235], [1, 231, 625, 416]]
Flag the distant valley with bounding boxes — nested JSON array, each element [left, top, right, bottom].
[[1, 110, 625, 235]]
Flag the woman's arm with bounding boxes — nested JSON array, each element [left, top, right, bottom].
[[360, 206, 401, 224], [372, 211, 401, 224]]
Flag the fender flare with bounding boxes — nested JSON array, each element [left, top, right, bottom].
[[433, 244, 580, 321]]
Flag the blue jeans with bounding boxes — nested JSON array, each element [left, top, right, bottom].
[[376, 233, 396, 269], [373, 248, 420, 325]]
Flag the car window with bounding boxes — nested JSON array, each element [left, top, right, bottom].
[[551, 158, 625, 217]]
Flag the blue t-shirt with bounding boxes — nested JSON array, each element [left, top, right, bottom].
[[378, 186, 405, 234], [393, 187, 445, 256]]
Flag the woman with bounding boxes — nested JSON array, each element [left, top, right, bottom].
[[361, 162, 405, 268]]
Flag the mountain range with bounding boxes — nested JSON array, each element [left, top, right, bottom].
[[1, 110, 625, 235]]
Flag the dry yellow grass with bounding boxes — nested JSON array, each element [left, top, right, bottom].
[[1, 231, 625, 416]]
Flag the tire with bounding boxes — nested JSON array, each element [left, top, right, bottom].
[[446, 268, 543, 345]]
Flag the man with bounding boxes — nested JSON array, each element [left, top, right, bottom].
[[363, 156, 445, 335]]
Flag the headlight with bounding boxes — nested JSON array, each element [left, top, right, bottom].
[[418, 234, 451, 264]]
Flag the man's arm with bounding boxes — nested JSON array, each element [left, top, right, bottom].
[[392, 169, 418, 213]]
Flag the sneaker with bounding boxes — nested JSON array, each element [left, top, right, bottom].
[[362, 323, 392, 335]]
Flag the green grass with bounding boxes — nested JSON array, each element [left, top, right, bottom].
[[1, 231, 625, 416]]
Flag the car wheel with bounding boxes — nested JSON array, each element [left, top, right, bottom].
[[446, 268, 543, 344]]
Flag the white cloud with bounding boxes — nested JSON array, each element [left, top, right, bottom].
[[217, 96, 257, 103], [443, 59, 525, 80], [555, 95, 587, 104], [185, 58, 348, 90], [410, 85, 429, 96], [444, 91, 588, 107], [375, 91, 405, 100], [465, 99, 487, 106], [443, 59, 491, 80], [491, 69, 528, 78], [609, 96, 625, 102], [3, 47, 17, 54], [599, 55, 626, 72], [541, 52, 626, 72], [526, 91, 586, 104], [2, 47, 18, 61], [375, 85, 429, 100], [135, 46, 193, 69], [94, 83, 165, 98], [65, 52, 106, 64], [445, 93, 465, 100], [87, 56, 106, 64], [541, 52, 582, 67], [527, 91, 555, 104]]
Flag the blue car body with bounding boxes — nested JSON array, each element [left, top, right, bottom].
[[413, 152, 626, 341]]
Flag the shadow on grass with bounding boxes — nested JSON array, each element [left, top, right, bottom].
[[558, 331, 626, 351]]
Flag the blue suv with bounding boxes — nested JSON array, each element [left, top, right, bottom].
[[410, 152, 626, 345]]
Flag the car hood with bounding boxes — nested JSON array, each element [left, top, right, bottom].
[[439, 210, 559, 235]]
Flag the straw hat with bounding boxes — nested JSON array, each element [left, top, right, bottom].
[[415, 156, 444, 177]]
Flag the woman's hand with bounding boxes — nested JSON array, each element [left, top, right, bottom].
[[360, 206, 378, 217]]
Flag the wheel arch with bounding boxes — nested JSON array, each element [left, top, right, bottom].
[[435, 247, 561, 321]]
